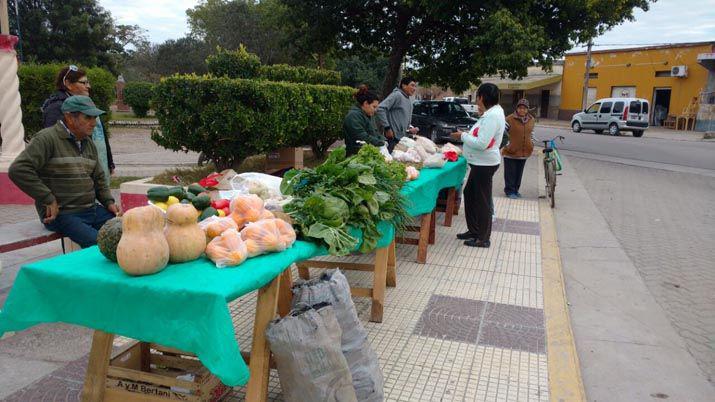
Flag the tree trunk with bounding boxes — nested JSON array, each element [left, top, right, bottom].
[[381, 46, 407, 99]]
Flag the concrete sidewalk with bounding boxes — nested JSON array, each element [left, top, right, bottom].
[[537, 118, 712, 142], [0, 155, 584, 401]]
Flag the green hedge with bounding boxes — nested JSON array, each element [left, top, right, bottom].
[[123, 82, 154, 118], [206, 47, 341, 85], [152, 75, 354, 170], [17, 63, 115, 140]]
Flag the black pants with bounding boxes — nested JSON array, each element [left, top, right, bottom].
[[464, 164, 499, 241], [503, 158, 527, 196]]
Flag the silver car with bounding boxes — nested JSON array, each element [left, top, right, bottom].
[[571, 97, 649, 137]]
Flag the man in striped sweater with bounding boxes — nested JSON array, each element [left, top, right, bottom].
[[10, 96, 121, 248]]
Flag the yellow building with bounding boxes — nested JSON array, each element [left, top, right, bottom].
[[559, 41, 715, 130]]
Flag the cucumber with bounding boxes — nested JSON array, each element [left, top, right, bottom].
[[191, 194, 211, 210], [198, 207, 219, 221], [168, 186, 187, 200], [187, 183, 206, 196], [147, 186, 170, 202], [184, 192, 196, 201]]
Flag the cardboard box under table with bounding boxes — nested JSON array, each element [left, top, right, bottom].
[[0, 242, 321, 401]]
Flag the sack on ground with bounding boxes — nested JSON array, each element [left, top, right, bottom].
[[266, 303, 357, 402], [292, 270, 384, 402]]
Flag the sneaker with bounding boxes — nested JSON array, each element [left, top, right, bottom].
[[507, 193, 519, 199], [464, 239, 490, 248], [515, 192, 523, 198], [457, 231, 478, 240]]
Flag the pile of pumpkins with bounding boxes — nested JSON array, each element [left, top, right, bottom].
[[98, 203, 206, 276]]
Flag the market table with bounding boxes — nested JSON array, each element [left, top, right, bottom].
[[398, 157, 467, 263]]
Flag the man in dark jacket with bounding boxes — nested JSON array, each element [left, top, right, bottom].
[[11, 96, 121, 248]]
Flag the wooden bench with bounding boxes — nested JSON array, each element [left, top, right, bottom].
[[0, 221, 79, 254]]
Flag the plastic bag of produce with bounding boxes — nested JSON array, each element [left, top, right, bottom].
[[205, 228, 248, 268], [378, 145, 393, 162], [414, 144, 429, 162], [392, 149, 421, 163], [398, 136, 416, 148], [266, 302, 358, 402], [292, 270, 384, 402], [441, 142, 462, 155], [414, 136, 438, 154], [230, 172, 283, 199], [405, 165, 420, 181], [240, 218, 296, 257], [229, 194, 267, 228], [198, 216, 238, 240], [423, 153, 446, 168]]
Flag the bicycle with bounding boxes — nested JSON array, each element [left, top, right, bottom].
[[542, 135, 564, 208]]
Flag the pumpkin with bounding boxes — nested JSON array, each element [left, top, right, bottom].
[[97, 217, 122, 262], [229, 194, 265, 229], [116, 206, 170, 276], [165, 204, 206, 263], [240, 218, 296, 257], [205, 228, 248, 268]]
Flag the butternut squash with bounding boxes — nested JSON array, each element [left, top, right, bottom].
[[165, 204, 206, 263], [116, 206, 170, 276]]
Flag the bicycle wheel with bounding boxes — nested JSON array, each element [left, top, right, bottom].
[[543, 158, 553, 203]]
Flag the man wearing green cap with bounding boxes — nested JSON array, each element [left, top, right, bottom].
[[9, 95, 122, 248]]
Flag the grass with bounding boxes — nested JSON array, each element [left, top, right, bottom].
[[110, 176, 142, 189], [111, 111, 157, 122], [149, 150, 329, 185]]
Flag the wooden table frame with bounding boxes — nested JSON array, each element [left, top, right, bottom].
[[80, 269, 296, 402], [397, 188, 457, 264], [295, 240, 396, 323]]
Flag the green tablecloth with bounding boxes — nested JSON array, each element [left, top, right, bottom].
[[0, 160, 461, 387], [400, 156, 467, 217]]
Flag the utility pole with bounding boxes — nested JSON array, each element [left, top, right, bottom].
[[581, 40, 593, 111], [13, 0, 22, 61]]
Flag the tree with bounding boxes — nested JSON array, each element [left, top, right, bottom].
[[119, 37, 212, 82], [281, 0, 653, 97], [335, 55, 388, 91], [8, 0, 121, 71], [187, 0, 297, 65]]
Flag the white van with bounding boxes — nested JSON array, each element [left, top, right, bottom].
[[571, 97, 649, 137]]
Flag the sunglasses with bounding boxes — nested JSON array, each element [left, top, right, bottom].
[[63, 65, 89, 87]]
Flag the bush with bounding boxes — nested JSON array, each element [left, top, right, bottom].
[[152, 75, 354, 170], [17, 63, 115, 140], [206, 47, 341, 85], [123, 82, 154, 118], [205, 45, 261, 80]]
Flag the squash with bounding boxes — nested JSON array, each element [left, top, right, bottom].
[[165, 204, 206, 263], [97, 217, 122, 262], [116, 206, 170, 276]]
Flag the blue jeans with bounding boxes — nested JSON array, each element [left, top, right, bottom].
[[45, 204, 116, 248]]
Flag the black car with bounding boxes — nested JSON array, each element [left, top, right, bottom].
[[411, 100, 478, 143]]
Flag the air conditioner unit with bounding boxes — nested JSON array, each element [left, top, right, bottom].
[[671, 65, 688, 77]]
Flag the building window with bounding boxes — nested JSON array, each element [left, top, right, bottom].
[[655, 70, 671, 77], [588, 72, 598, 79]]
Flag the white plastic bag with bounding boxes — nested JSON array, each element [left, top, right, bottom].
[[414, 144, 429, 162], [392, 149, 421, 163], [423, 153, 446, 168], [378, 145, 393, 162], [405, 166, 420, 181], [398, 136, 416, 148], [441, 142, 462, 155], [414, 136, 437, 154]]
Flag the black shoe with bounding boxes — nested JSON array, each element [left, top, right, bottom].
[[457, 231, 478, 240], [464, 239, 491, 248]]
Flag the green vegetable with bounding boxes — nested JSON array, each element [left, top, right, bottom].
[[198, 207, 219, 221], [147, 186, 170, 202], [184, 192, 196, 201], [180, 199, 191, 204], [187, 183, 206, 196], [281, 145, 408, 255], [191, 194, 211, 210], [168, 186, 187, 200]]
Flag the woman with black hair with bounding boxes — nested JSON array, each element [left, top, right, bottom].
[[450, 83, 505, 248], [343, 85, 385, 156]]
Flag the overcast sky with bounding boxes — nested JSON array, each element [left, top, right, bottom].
[[102, 0, 715, 51]]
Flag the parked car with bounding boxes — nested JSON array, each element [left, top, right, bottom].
[[411, 100, 478, 143], [571, 97, 649, 137], [444, 96, 478, 115]]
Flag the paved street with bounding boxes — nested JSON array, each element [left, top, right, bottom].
[[534, 124, 715, 392]]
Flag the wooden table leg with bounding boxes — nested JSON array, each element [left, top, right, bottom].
[[371, 246, 389, 323], [417, 213, 432, 264], [444, 188, 456, 227], [81, 330, 115, 402], [277, 268, 293, 317], [296, 262, 310, 280], [245, 275, 281, 402], [429, 210, 436, 245], [386, 240, 397, 288]]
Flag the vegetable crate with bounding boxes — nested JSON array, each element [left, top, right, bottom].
[[105, 341, 230, 401], [265, 147, 303, 173]]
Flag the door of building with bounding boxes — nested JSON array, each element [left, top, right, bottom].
[[652, 88, 671, 126], [540, 90, 550, 118]]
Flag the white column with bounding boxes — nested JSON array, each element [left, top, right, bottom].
[[0, 35, 25, 170]]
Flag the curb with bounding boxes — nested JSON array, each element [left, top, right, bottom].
[[537, 151, 587, 402]]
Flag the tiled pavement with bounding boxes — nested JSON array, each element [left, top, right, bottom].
[[2, 192, 550, 401]]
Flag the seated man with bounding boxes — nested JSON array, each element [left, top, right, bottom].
[[9, 95, 121, 248]]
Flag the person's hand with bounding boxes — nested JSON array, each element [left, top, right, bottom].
[[108, 203, 123, 217], [408, 126, 419, 135], [43, 200, 59, 224], [449, 131, 463, 141], [385, 129, 395, 139]]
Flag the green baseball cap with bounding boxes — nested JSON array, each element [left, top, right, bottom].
[[61, 95, 105, 116]]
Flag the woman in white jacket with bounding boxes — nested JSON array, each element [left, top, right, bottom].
[[450, 83, 505, 248]]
